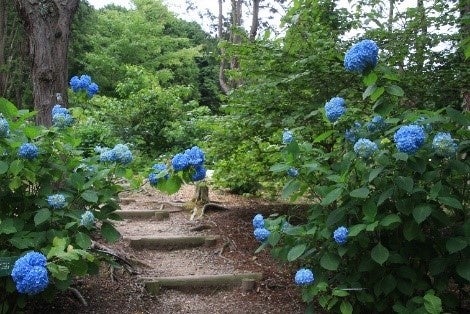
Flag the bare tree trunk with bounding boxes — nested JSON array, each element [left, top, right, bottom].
[[387, 0, 394, 33], [0, 0, 6, 96], [13, 0, 79, 126], [249, 0, 260, 41], [229, 0, 242, 71], [414, 0, 427, 72], [218, 0, 230, 94]]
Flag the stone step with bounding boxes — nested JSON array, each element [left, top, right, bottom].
[[116, 210, 170, 220], [140, 273, 263, 294], [126, 235, 220, 250]]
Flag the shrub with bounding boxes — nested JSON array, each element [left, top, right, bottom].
[[0, 97, 133, 311], [258, 40, 469, 312]]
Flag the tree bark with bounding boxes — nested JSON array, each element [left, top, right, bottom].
[[13, 0, 79, 126], [249, 0, 260, 41], [414, 0, 427, 72], [218, 0, 230, 94]]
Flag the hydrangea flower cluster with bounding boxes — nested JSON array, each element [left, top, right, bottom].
[[344, 39, 379, 73], [0, 116, 10, 137], [80, 210, 95, 228], [366, 115, 386, 133], [99, 144, 133, 164], [345, 122, 362, 144], [432, 132, 458, 157], [294, 268, 314, 286], [148, 163, 169, 186], [333, 226, 349, 245], [282, 130, 294, 144], [393, 124, 426, 155], [18, 143, 39, 160], [252, 214, 265, 229], [353, 138, 378, 159], [52, 104, 74, 128], [324, 97, 346, 122], [47, 194, 66, 209], [252, 213, 270, 242], [171, 146, 206, 182], [69, 74, 99, 97], [287, 167, 299, 177], [11, 252, 49, 295]]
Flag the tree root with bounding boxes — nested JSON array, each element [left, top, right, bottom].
[[68, 287, 88, 306]]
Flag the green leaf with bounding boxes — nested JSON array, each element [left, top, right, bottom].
[[23, 125, 41, 139], [313, 130, 334, 143], [348, 224, 366, 237], [380, 214, 401, 228], [0, 97, 19, 117], [368, 167, 384, 182], [101, 222, 120, 242], [395, 176, 413, 194], [0, 161, 8, 174], [282, 180, 301, 200], [429, 258, 448, 276], [446, 107, 470, 126], [321, 187, 343, 206], [34, 208, 51, 226], [446, 237, 467, 254], [438, 197, 463, 209], [371, 243, 389, 265], [75, 232, 92, 249], [429, 181, 442, 200], [412, 204, 433, 224], [370, 86, 385, 102], [378, 188, 394, 206], [363, 84, 377, 99], [0, 218, 17, 234], [423, 293, 442, 314], [326, 208, 345, 227], [456, 260, 470, 282], [362, 200, 377, 222], [270, 163, 290, 173], [81, 190, 98, 203], [9, 160, 24, 176], [363, 72, 378, 86], [158, 176, 182, 195], [320, 253, 340, 271], [403, 220, 420, 241], [350, 187, 369, 198], [287, 244, 307, 262], [47, 263, 70, 281], [386, 85, 404, 97], [333, 289, 349, 297]]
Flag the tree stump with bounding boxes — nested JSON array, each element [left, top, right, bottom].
[[192, 184, 209, 205]]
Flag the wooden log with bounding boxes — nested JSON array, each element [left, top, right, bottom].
[[141, 273, 263, 294], [127, 235, 220, 250], [116, 210, 169, 220]]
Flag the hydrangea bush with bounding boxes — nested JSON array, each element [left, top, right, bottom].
[[259, 39, 469, 312], [0, 96, 133, 311]]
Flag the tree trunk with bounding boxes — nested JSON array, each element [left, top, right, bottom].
[[387, 0, 394, 33], [13, 0, 79, 126], [414, 0, 427, 72], [249, 0, 260, 41], [0, 0, 7, 95], [218, 0, 230, 94]]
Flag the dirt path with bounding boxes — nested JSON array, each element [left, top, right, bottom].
[[31, 185, 305, 313]]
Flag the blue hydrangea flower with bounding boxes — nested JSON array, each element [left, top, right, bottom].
[[80, 210, 95, 228], [86, 82, 99, 97], [393, 124, 426, 154], [282, 130, 293, 144], [148, 173, 158, 186], [185, 146, 205, 166], [324, 97, 346, 122], [333, 226, 349, 245], [294, 268, 314, 286], [69, 76, 81, 92], [281, 221, 293, 232], [11, 252, 49, 295], [18, 143, 39, 160], [47, 194, 66, 209], [172, 153, 190, 171], [252, 214, 265, 229], [99, 149, 116, 162], [78, 75, 92, 89], [287, 167, 299, 177], [353, 138, 378, 159], [192, 165, 206, 181], [366, 115, 386, 133], [432, 132, 458, 157], [0, 117, 9, 137], [253, 228, 270, 242], [152, 163, 167, 172], [344, 39, 379, 73], [345, 122, 362, 144], [112, 144, 133, 164]]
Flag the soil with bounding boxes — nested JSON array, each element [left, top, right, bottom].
[[28, 184, 307, 314]]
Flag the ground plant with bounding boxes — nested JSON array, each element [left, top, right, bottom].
[[0, 85, 134, 312], [256, 39, 469, 313]]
